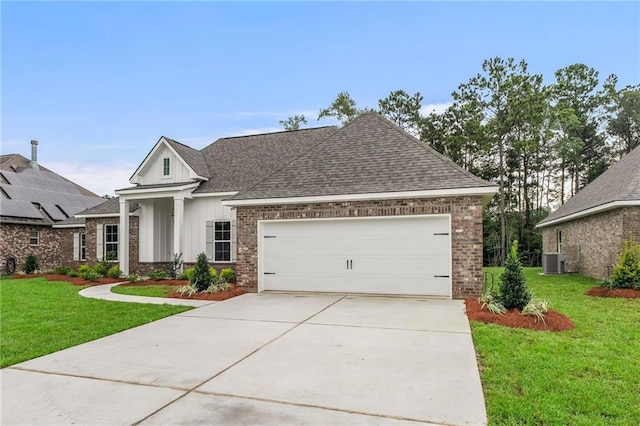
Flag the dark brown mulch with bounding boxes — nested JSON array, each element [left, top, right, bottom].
[[464, 299, 575, 332], [10, 273, 124, 286], [586, 287, 640, 298], [169, 285, 246, 301], [120, 280, 246, 301]]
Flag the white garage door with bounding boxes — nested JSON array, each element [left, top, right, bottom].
[[259, 215, 451, 297]]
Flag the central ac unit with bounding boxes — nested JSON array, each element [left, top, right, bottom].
[[542, 253, 564, 274]]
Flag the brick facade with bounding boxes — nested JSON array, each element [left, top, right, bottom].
[[235, 196, 484, 299], [0, 223, 79, 272], [541, 206, 640, 280]]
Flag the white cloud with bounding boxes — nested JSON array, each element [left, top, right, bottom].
[[233, 127, 283, 136], [46, 161, 136, 197], [420, 102, 454, 116]]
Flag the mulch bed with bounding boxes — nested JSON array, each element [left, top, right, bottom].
[[464, 299, 575, 332], [119, 280, 246, 301], [585, 287, 640, 298], [10, 273, 124, 286]]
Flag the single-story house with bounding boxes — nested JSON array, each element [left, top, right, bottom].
[[537, 145, 640, 280], [107, 112, 496, 298], [0, 141, 104, 271]]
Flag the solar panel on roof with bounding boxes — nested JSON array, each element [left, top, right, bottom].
[[0, 199, 45, 219], [41, 203, 68, 221]]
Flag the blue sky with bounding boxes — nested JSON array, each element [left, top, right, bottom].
[[2, 1, 639, 196]]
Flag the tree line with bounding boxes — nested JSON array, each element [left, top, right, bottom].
[[279, 57, 640, 266]]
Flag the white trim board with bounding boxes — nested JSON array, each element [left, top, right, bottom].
[[536, 200, 640, 228], [223, 186, 498, 207]]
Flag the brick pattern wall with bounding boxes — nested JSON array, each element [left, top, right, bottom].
[[541, 207, 640, 280], [622, 207, 640, 242], [235, 196, 484, 299], [85, 216, 140, 273], [0, 223, 80, 271]]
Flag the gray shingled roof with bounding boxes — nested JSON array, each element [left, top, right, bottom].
[[164, 137, 209, 178], [193, 126, 338, 193], [53, 216, 86, 227], [76, 196, 139, 216], [0, 155, 103, 224], [230, 112, 494, 200], [538, 145, 640, 227]]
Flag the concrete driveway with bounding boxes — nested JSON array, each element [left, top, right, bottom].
[[1, 293, 486, 425]]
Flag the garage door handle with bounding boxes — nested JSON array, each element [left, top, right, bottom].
[[264, 272, 276, 275], [434, 232, 449, 236], [350, 259, 353, 270], [434, 275, 450, 278]]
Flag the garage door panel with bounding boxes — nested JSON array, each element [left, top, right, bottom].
[[260, 216, 451, 297]]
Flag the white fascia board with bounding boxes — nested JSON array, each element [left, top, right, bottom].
[[191, 191, 239, 198], [536, 200, 640, 229], [115, 182, 200, 199], [52, 223, 86, 229], [75, 212, 139, 219], [223, 186, 499, 207]]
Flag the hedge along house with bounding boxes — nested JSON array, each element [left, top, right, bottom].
[[537, 145, 640, 280], [114, 113, 496, 298], [0, 141, 104, 272]]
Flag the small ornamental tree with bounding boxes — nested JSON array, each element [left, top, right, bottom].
[[498, 240, 531, 310], [22, 254, 39, 274], [610, 233, 640, 289], [191, 252, 213, 292]]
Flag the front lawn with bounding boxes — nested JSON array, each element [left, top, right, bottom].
[[111, 283, 179, 298], [473, 268, 640, 425], [0, 277, 191, 368]]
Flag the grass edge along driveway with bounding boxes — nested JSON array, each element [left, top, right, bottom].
[[473, 268, 639, 425], [0, 277, 191, 368]]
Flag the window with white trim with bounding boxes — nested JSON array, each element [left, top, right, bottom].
[[162, 157, 170, 176], [214, 221, 231, 262], [557, 229, 562, 253], [105, 225, 119, 261], [80, 233, 86, 261], [29, 230, 39, 245]]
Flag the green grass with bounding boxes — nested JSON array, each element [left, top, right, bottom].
[[111, 284, 180, 298], [475, 268, 640, 425], [0, 277, 191, 368]]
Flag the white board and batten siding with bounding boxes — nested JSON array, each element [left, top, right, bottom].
[[184, 197, 235, 263], [258, 215, 452, 297], [138, 196, 236, 263], [135, 145, 192, 185]]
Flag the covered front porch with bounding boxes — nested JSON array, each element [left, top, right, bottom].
[[115, 183, 199, 275]]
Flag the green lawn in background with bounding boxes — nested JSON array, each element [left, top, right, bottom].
[[111, 284, 180, 298], [474, 267, 640, 425], [0, 277, 191, 368]]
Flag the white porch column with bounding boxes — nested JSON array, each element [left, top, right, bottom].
[[173, 196, 185, 260], [119, 198, 130, 276]]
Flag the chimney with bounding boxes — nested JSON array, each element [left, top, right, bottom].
[[30, 140, 39, 170]]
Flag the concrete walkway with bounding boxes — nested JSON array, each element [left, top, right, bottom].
[[2, 293, 487, 425], [79, 282, 214, 307]]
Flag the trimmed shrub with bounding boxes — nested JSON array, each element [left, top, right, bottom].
[[498, 240, 531, 311], [610, 233, 640, 289], [22, 254, 39, 274], [92, 263, 108, 277], [126, 273, 140, 283], [149, 269, 168, 281], [209, 267, 219, 282], [82, 270, 101, 282], [54, 266, 73, 275], [108, 265, 121, 279], [220, 267, 236, 283], [191, 253, 213, 292], [77, 264, 91, 275], [184, 267, 195, 281]]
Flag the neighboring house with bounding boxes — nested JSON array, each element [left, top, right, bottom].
[[112, 112, 497, 298], [0, 141, 104, 271], [537, 145, 640, 280]]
